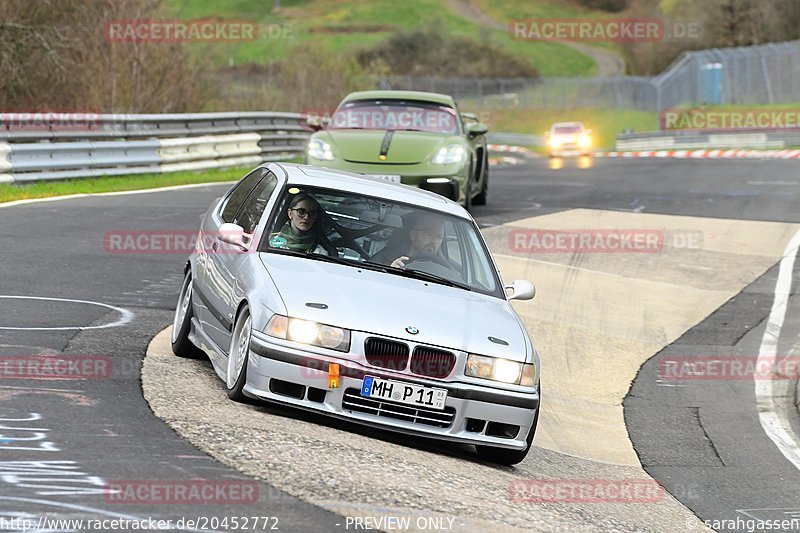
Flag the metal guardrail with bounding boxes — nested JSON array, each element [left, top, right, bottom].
[[487, 132, 543, 147], [616, 129, 800, 151], [0, 111, 536, 183], [0, 113, 310, 183]]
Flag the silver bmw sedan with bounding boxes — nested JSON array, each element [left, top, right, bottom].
[[171, 162, 540, 465]]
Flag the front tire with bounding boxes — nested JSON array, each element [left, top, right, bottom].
[[171, 271, 203, 358], [226, 305, 253, 403], [476, 393, 540, 466], [462, 162, 473, 212], [472, 155, 488, 206]]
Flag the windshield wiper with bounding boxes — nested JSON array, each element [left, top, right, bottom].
[[383, 265, 471, 291], [267, 248, 349, 264], [267, 250, 469, 289], [360, 260, 391, 273], [268, 249, 388, 272]]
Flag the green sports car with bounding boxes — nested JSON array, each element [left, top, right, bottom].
[[305, 90, 489, 209]]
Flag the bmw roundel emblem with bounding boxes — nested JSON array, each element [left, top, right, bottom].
[[405, 325, 419, 335]]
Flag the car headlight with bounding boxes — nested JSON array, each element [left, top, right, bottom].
[[307, 138, 335, 161], [577, 134, 591, 148], [549, 137, 562, 148], [465, 353, 537, 386], [431, 144, 466, 165], [265, 315, 350, 352]]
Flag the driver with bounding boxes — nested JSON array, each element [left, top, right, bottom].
[[374, 214, 446, 268]]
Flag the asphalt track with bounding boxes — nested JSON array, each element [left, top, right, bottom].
[[1, 155, 799, 532]]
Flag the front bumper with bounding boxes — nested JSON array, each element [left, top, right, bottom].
[[305, 157, 467, 203], [549, 143, 590, 157], [247, 332, 539, 450]]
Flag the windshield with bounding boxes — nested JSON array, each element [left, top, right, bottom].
[[553, 125, 582, 134], [262, 185, 502, 297], [329, 99, 459, 134]]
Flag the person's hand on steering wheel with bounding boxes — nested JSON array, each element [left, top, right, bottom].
[[390, 256, 409, 268], [395, 253, 453, 271]]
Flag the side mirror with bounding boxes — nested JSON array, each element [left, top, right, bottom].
[[467, 122, 488, 137], [505, 279, 536, 301], [461, 112, 479, 124], [218, 223, 251, 251]]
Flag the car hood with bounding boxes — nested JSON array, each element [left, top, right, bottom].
[[260, 253, 528, 361], [317, 130, 461, 165]]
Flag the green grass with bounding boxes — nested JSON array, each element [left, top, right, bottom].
[[0, 167, 247, 204], [476, 0, 623, 51], [164, 0, 598, 77], [487, 107, 658, 149]]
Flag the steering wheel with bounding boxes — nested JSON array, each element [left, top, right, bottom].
[[404, 253, 448, 267], [329, 235, 370, 260]]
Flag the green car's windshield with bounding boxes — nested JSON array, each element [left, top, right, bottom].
[[262, 185, 503, 298], [329, 99, 459, 134]]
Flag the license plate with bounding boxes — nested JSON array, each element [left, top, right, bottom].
[[361, 376, 447, 410], [369, 174, 401, 184]]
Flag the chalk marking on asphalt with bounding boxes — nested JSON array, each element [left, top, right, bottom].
[[0, 296, 133, 331], [755, 228, 800, 470], [748, 181, 799, 186], [736, 507, 800, 522]]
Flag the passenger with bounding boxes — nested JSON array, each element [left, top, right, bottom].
[[269, 193, 336, 255]]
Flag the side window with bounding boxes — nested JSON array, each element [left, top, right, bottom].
[[221, 169, 265, 223], [234, 172, 279, 233], [464, 229, 496, 291], [443, 221, 463, 269]]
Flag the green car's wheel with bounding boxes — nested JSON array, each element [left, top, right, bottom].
[[472, 154, 489, 206], [462, 161, 473, 212]]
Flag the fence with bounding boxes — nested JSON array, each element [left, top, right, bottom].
[[0, 113, 309, 183], [378, 75, 658, 111], [377, 39, 800, 112]]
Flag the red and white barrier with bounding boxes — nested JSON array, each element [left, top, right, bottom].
[[596, 149, 800, 159]]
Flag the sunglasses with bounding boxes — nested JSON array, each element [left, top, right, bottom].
[[290, 207, 319, 219]]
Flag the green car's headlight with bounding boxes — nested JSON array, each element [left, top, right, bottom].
[[431, 144, 466, 165], [465, 354, 537, 386], [307, 139, 336, 161], [265, 315, 350, 352]]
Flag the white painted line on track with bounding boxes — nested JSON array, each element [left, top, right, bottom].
[[0, 181, 235, 210], [0, 296, 133, 331], [755, 228, 800, 470]]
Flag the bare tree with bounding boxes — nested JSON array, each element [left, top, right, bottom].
[[0, 0, 208, 112]]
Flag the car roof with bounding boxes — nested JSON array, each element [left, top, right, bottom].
[[341, 90, 456, 107], [265, 163, 472, 219], [551, 122, 584, 129]]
